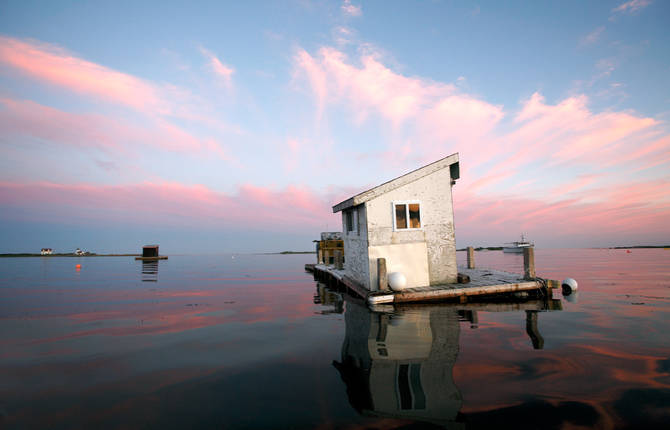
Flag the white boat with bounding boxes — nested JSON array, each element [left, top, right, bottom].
[[503, 235, 534, 253]]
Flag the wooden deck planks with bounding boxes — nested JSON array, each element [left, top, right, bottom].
[[307, 264, 546, 304]]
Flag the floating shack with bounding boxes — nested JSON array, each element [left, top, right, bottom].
[[333, 152, 461, 290], [135, 244, 168, 261], [306, 153, 557, 305]]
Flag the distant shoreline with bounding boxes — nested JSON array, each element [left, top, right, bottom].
[[605, 245, 670, 249], [456, 245, 670, 251], [0, 253, 140, 258], [259, 251, 316, 255]]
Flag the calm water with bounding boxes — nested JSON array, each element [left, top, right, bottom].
[[1, 249, 669, 429]]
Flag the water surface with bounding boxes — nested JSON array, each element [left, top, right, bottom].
[[1, 249, 669, 429]]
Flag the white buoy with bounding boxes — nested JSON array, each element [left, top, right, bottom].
[[388, 272, 408, 291], [562, 278, 578, 294]]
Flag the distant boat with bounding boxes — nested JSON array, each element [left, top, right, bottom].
[[503, 235, 534, 253]]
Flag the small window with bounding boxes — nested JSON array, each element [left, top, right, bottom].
[[345, 208, 359, 234], [346, 211, 354, 232], [393, 201, 421, 230]]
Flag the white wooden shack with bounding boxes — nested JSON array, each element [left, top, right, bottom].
[[332, 153, 460, 290]]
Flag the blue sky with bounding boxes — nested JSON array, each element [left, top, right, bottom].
[[1, 0, 669, 253]]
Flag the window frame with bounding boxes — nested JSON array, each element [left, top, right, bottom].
[[392, 200, 423, 231]]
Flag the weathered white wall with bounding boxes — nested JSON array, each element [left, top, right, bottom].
[[342, 204, 369, 288], [368, 243, 429, 289], [365, 167, 457, 286]]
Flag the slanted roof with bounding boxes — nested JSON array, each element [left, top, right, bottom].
[[333, 152, 459, 213]]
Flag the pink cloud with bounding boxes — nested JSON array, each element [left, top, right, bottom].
[[199, 47, 234, 87], [612, 0, 652, 15], [295, 46, 503, 143], [505, 92, 658, 167], [2, 175, 668, 247], [341, 0, 362, 17], [294, 49, 328, 120], [579, 26, 605, 47], [0, 181, 341, 231], [0, 98, 232, 159], [293, 46, 669, 237], [0, 36, 167, 114], [454, 176, 670, 246]]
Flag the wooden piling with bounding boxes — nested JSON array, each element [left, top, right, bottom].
[[467, 246, 475, 269], [377, 258, 388, 291], [523, 247, 535, 280], [335, 250, 343, 270]]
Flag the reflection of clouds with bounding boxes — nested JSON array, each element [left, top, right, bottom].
[[455, 326, 670, 427]]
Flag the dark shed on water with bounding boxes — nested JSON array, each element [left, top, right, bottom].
[[142, 245, 159, 258]]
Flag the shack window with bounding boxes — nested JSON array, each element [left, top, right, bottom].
[[393, 201, 421, 230], [345, 208, 359, 234]]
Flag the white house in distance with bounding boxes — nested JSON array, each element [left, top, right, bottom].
[[332, 153, 460, 291]]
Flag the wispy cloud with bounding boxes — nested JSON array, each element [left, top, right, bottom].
[[295, 47, 502, 133], [199, 47, 235, 87], [341, 0, 362, 17], [0, 98, 233, 160], [292, 44, 670, 245], [579, 26, 605, 47], [0, 181, 340, 231], [612, 0, 652, 15], [0, 36, 167, 114]]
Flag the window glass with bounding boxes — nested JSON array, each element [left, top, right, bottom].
[[409, 204, 421, 228], [346, 210, 354, 232], [395, 204, 407, 229]]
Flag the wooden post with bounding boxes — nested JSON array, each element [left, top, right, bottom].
[[524, 247, 535, 280], [335, 250, 343, 270], [377, 258, 388, 291], [467, 246, 475, 269]]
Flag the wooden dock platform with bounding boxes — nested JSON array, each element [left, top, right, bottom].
[[305, 264, 552, 305], [135, 256, 168, 261]]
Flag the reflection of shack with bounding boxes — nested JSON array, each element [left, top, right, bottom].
[[315, 232, 343, 265], [141, 260, 159, 282], [313, 283, 344, 314], [333, 301, 464, 428]]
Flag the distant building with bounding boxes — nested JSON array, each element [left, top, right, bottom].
[[40, 248, 53, 255], [316, 232, 343, 265], [142, 245, 159, 258], [75, 248, 85, 256], [332, 153, 460, 290]]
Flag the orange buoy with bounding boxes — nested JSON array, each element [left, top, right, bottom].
[[75, 264, 81, 270]]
